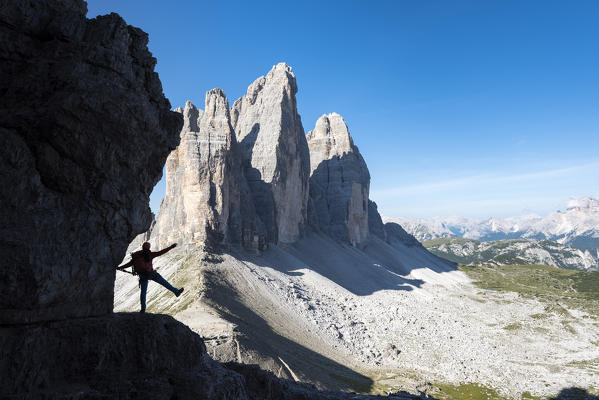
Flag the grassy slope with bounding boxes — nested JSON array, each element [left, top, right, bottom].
[[458, 264, 599, 317]]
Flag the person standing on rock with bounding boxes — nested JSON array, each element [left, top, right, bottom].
[[118, 242, 184, 313]]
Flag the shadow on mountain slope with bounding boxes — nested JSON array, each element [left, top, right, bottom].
[[232, 232, 457, 296], [202, 269, 375, 393], [238, 122, 279, 243], [549, 387, 599, 400]]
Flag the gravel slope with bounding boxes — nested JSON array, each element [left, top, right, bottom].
[[115, 234, 599, 398]]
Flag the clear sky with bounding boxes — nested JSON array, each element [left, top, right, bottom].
[[87, 0, 599, 219]]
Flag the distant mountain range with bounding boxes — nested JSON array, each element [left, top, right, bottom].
[[423, 237, 598, 271], [386, 197, 599, 255]]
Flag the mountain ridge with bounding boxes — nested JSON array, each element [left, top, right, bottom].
[[386, 197, 599, 256], [423, 237, 599, 271]]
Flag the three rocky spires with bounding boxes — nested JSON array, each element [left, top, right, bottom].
[[149, 63, 386, 251]]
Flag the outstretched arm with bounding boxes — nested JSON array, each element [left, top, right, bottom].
[[117, 259, 133, 269], [151, 243, 177, 258]]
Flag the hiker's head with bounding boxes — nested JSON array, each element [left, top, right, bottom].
[[142, 242, 151, 250]]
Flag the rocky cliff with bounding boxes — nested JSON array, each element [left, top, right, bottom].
[[307, 113, 370, 246], [152, 90, 239, 248], [0, 313, 247, 398], [231, 63, 311, 244], [0, 1, 440, 398], [0, 0, 181, 324], [148, 68, 386, 251]]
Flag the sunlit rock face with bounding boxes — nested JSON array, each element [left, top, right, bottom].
[[148, 89, 266, 251], [307, 113, 370, 246], [0, 0, 182, 324], [152, 90, 237, 248], [231, 63, 310, 244]]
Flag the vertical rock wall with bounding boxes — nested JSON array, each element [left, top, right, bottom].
[[152, 90, 237, 248], [307, 113, 370, 246], [0, 0, 182, 324], [231, 63, 310, 244], [136, 63, 403, 252]]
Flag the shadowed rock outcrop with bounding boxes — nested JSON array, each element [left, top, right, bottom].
[[0, 0, 182, 324], [0, 313, 247, 399], [368, 200, 387, 241], [369, 201, 421, 247], [231, 63, 311, 244], [385, 222, 422, 248], [307, 113, 370, 246]]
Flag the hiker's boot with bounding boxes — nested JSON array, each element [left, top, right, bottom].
[[176, 287, 184, 297]]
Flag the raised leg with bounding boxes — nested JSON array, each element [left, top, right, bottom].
[[149, 271, 178, 295]]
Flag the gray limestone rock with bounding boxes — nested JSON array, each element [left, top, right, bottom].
[[307, 113, 370, 246], [368, 200, 387, 241], [149, 89, 266, 252], [152, 91, 235, 248], [0, 0, 182, 324], [231, 63, 310, 244]]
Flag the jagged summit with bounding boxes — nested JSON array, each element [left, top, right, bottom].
[[390, 196, 599, 256], [307, 113, 370, 246], [146, 64, 420, 250], [179, 100, 201, 132], [307, 113, 359, 172], [230, 63, 309, 244], [231, 62, 297, 115], [152, 88, 237, 247]]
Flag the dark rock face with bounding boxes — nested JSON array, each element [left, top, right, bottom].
[[0, 313, 247, 399], [368, 200, 387, 241], [307, 113, 370, 246], [369, 201, 421, 247], [0, 0, 182, 324], [385, 223, 422, 248]]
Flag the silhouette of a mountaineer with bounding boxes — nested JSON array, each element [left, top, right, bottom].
[[118, 242, 184, 313]]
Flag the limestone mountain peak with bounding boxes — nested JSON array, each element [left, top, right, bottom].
[[307, 113, 358, 173], [230, 63, 310, 244], [204, 88, 231, 120], [181, 100, 201, 132], [232, 62, 297, 112], [307, 113, 370, 246]]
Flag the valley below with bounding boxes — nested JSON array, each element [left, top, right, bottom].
[[115, 237, 599, 399]]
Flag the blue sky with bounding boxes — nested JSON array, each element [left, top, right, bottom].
[[87, 0, 599, 219]]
